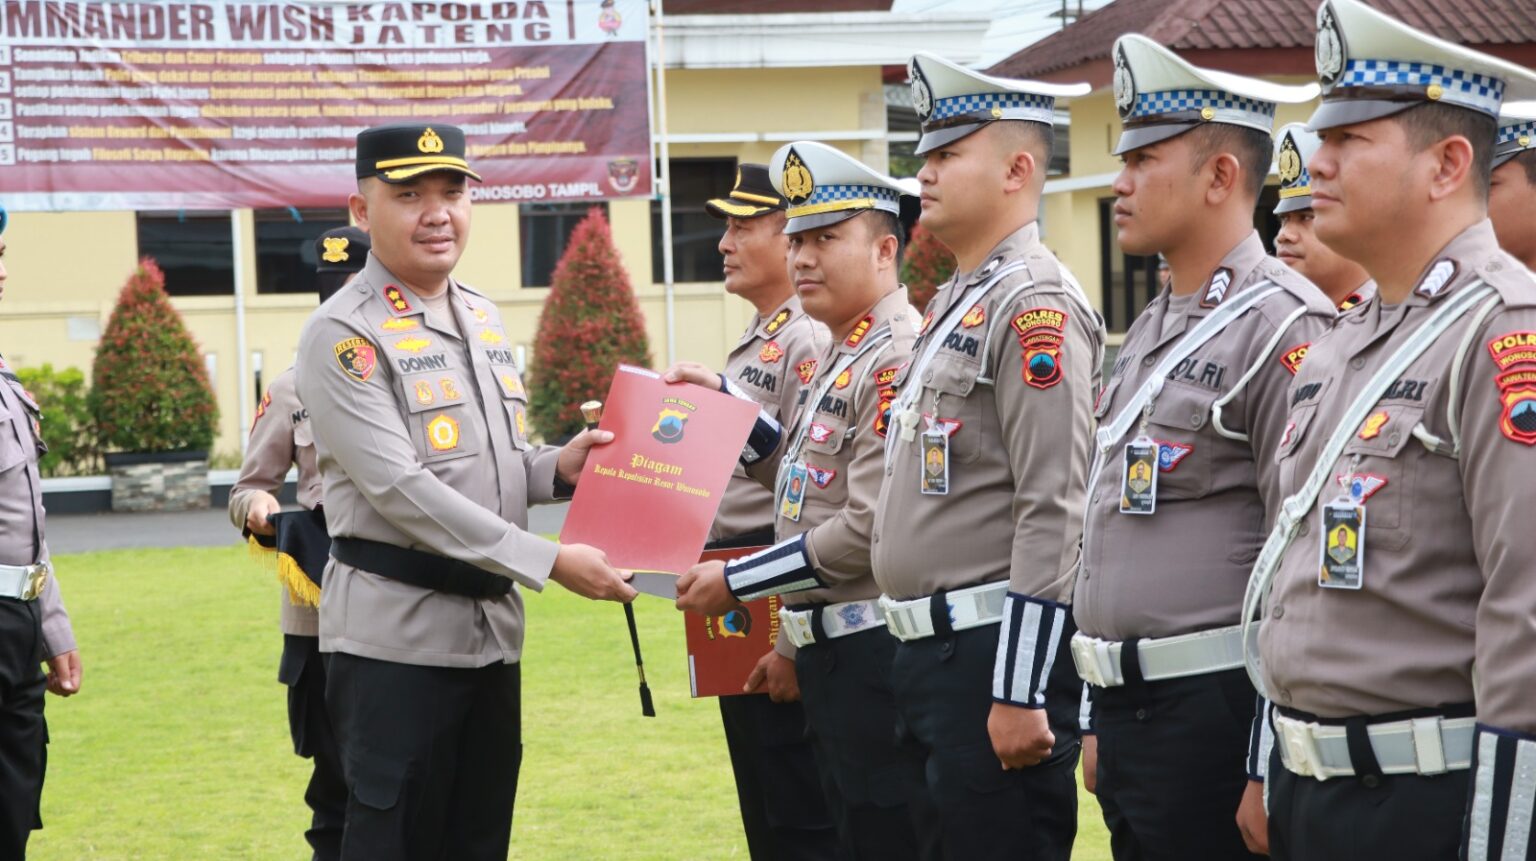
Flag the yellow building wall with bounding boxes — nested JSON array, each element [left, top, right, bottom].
[[0, 64, 884, 461]]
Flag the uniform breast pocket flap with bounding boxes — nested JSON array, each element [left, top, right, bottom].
[[492, 364, 529, 403], [803, 417, 850, 457], [1143, 383, 1216, 498], [400, 372, 469, 415], [1340, 403, 1426, 460]]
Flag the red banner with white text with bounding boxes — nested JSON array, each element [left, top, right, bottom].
[[0, 0, 652, 210]]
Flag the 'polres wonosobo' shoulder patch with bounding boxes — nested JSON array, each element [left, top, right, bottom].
[[1488, 330, 1536, 445], [1011, 307, 1068, 390]]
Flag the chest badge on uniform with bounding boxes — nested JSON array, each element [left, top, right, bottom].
[[808, 422, 834, 445], [500, 373, 524, 397], [394, 336, 431, 354], [414, 381, 435, 405], [797, 360, 817, 384], [1154, 440, 1192, 472], [834, 368, 852, 389], [473, 307, 489, 323], [1280, 343, 1310, 376], [1337, 472, 1387, 503], [875, 366, 899, 386], [426, 414, 460, 452], [961, 305, 986, 328], [479, 329, 505, 345], [759, 341, 784, 364], [515, 409, 527, 437], [333, 337, 377, 383], [1358, 411, 1389, 440], [441, 378, 463, 401], [845, 316, 874, 348], [381, 317, 420, 333], [807, 465, 837, 489], [383, 285, 412, 313], [919, 309, 935, 335]]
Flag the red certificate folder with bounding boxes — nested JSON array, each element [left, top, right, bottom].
[[686, 546, 780, 698], [559, 365, 759, 576]]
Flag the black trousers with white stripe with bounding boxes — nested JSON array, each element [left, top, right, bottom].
[[890, 623, 1081, 861], [1268, 747, 1468, 861]]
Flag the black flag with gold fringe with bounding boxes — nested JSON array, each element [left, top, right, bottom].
[[246, 508, 331, 608]]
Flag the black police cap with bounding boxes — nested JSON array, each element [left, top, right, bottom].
[[314, 226, 370, 274], [705, 164, 787, 219], [355, 123, 482, 184]]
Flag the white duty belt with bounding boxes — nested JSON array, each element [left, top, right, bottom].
[[1273, 711, 1475, 780], [1240, 282, 1501, 692], [880, 581, 1009, 641], [0, 561, 51, 601], [1070, 624, 1252, 688], [779, 600, 886, 649]]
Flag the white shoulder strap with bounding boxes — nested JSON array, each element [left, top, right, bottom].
[[1084, 282, 1283, 495], [1240, 282, 1501, 691], [777, 326, 895, 503], [883, 261, 1029, 461]]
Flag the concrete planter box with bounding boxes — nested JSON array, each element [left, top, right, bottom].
[[104, 450, 210, 512]]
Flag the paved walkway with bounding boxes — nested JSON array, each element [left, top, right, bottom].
[[47, 503, 571, 555]]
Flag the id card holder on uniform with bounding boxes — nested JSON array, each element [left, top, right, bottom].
[[1119, 436, 1158, 515], [1318, 497, 1365, 589], [920, 429, 949, 495], [780, 461, 808, 522]]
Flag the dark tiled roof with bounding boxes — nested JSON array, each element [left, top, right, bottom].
[[989, 0, 1536, 80]]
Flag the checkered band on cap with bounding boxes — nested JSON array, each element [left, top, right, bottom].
[[1337, 59, 1506, 116], [786, 183, 902, 218], [1499, 119, 1536, 147], [1128, 88, 1278, 129], [929, 91, 1055, 124]]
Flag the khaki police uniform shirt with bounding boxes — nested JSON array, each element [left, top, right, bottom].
[[295, 254, 562, 669], [759, 288, 920, 607], [1075, 231, 1335, 641], [228, 368, 324, 637], [872, 222, 1105, 603], [1261, 220, 1536, 732], [0, 359, 74, 657], [710, 296, 829, 544]]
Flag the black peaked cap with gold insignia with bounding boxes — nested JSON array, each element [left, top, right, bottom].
[[314, 226, 371, 274], [356, 123, 482, 184], [705, 164, 788, 219]]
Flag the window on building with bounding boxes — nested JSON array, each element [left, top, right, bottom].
[[653, 158, 736, 284], [254, 208, 351, 294], [135, 211, 235, 296], [520, 202, 608, 288]]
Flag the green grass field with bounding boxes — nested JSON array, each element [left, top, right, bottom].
[[27, 544, 1111, 860]]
